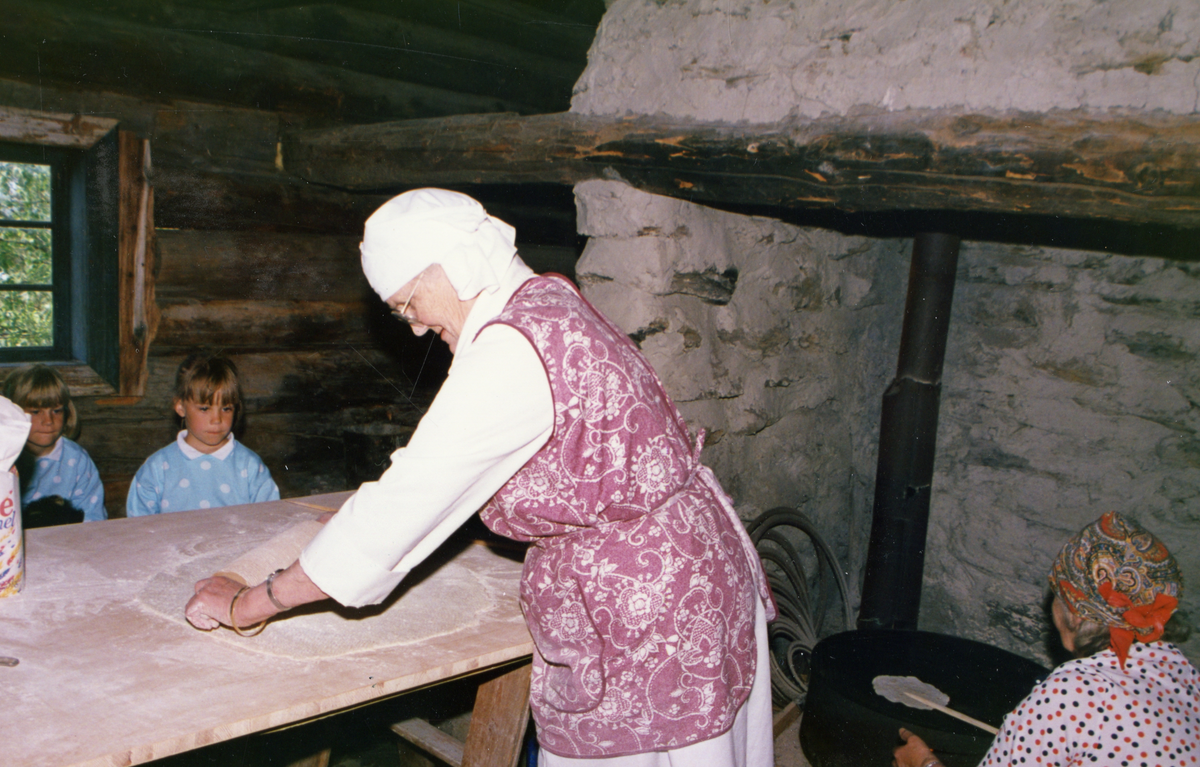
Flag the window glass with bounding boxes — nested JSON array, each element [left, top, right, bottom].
[[0, 161, 51, 219], [0, 160, 54, 348], [0, 127, 119, 384]]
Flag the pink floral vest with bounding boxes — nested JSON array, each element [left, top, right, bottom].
[[480, 276, 774, 758]]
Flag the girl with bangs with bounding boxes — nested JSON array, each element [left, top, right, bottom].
[[126, 351, 278, 516], [3, 364, 105, 526]]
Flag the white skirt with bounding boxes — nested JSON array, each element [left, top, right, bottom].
[[539, 596, 775, 767]]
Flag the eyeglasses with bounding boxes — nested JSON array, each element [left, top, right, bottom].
[[390, 272, 424, 325]]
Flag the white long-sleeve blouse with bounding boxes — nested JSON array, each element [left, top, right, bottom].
[[300, 259, 554, 607]]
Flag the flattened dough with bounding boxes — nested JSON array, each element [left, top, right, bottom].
[[139, 542, 497, 659]]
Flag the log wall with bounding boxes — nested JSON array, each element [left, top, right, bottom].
[[77, 217, 450, 517], [84, 231, 575, 517], [0, 75, 582, 518], [0, 82, 446, 517]]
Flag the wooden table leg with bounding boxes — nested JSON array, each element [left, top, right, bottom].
[[285, 748, 331, 767], [461, 660, 532, 767]]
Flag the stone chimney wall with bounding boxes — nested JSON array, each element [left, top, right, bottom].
[[570, 0, 1199, 665], [929, 245, 1199, 659], [575, 180, 909, 617], [573, 0, 1199, 121]]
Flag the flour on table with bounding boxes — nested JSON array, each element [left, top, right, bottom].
[[139, 544, 495, 659]]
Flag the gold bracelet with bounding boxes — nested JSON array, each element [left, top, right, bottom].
[[229, 585, 268, 637]]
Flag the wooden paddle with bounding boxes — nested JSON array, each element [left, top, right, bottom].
[[873, 675, 1000, 735]]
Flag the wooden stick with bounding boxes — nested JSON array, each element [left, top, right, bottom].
[[285, 500, 340, 512], [903, 692, 1000, 735], [772, 700, 801, 739]]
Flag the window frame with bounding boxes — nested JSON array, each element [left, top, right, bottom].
[[0, 142, 76, 361], [0, 106, 147, 397]]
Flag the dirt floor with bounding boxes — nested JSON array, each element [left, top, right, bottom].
[[774, 712, 812, 767]]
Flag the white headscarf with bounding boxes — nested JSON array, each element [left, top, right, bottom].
[[360, 189, 518, 302]]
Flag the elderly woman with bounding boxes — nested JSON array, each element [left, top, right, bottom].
[[185, 189, 777, 766], [894, 511, 1199, 767]]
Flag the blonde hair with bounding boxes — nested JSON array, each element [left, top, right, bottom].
[[173, 352, 244, 430], [2, 364, 79, 439]]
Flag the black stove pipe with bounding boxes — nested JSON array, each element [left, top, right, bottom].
[[858, 232, 961, 631]]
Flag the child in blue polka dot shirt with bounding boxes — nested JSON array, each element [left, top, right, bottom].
[[126, 352, 279, 517], [3, 364, 105, 526]]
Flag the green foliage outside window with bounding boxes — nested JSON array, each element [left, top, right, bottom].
[[0, 160, 54, 347]]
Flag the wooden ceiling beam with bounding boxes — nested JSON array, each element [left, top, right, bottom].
[[0, 2, 537, 125], [0, 105, 118, 149], [326, 0, 600, 60], [151, 166, 383, 234], [81, 2, 583, 112], [87, 0, 600, 59], [151, 165, 581, 246], [283, 110, 1200, 228]]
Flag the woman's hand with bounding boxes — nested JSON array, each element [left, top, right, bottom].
[[185, 562, 328, 633], [185, 575, 244, 630], [894, 728, 939, 767]]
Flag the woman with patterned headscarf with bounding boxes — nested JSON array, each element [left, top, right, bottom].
[[183, 189, 778, 766], [895, 511, 1199, 767]]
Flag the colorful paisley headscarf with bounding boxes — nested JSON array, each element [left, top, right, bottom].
[[1049, 511, 1182, 669]]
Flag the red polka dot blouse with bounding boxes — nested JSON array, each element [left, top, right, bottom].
[[981, 642, 1199, 766]]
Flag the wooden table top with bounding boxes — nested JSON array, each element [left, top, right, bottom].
[[0, 493, 533, 767]]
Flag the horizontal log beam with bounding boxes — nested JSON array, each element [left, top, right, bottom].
[[152, 297, 453, 380], [154, 299, 374, 351], [155, 231, 366, 303], [283, 110, 1200, 228], [151, 166, 385, 234], [316, 0, 599, 61], [151, 164, 582, 245], [0, 1, 534, 125], [0, 105, 117, 149], [88, 3, 582, 113]]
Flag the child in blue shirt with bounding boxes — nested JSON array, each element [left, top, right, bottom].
[[3, 364, 105, 527], [127, 352, 279, 516]]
